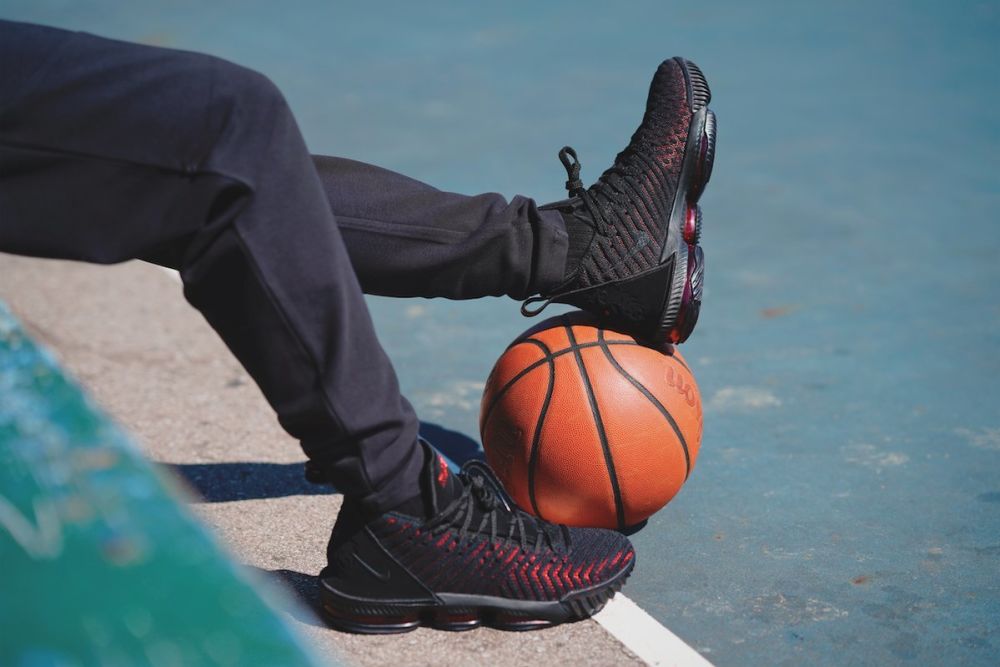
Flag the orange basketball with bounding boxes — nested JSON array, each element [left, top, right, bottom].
[[480, 311, 702, 530]]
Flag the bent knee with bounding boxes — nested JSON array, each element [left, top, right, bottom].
[[207, 58, 290, 132]]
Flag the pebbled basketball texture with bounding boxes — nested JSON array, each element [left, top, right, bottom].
[[480, 311, 702, 530]]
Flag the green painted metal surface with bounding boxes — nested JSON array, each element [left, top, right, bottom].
[[0, 302, 331, 667]]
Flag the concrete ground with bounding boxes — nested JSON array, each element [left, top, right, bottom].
[[0, 255, 641, 667]]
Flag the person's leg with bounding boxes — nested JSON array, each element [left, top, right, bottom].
[[0, 19, 421, 515], [311, 59, 717, 347], [311, 155, 569, 300], [0, 21, 639, 632]]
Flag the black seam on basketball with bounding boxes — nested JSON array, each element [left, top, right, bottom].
[[565, 322, 626, 531], [527, 338, 555, 520], [504, 330, 633, 352], [481, 339, 640, 429], [529, 335, 636, 347], [482, 338, 550, 432], [598, 331, 691, 479]]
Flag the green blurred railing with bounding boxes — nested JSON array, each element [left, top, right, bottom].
[[0, 301, 334, 667]]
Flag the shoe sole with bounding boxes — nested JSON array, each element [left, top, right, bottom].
[[319, 558, 633, 634], [658, 58, 716, 344]]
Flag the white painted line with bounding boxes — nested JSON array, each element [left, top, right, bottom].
[[595, 593, 714, 667]]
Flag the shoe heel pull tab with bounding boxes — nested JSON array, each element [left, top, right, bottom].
[[557, 146, 584, 195], [520, 295, 553, 318]]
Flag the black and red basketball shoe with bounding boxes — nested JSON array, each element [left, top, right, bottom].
[[319, 443, 635, 633], [523, 57, 716, 344]]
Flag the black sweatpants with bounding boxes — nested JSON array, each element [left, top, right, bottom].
[[0, 20, 569, 515]]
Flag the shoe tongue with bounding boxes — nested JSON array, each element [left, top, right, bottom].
[[459, 461, 567, 551]]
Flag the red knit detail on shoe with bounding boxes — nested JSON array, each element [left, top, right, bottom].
[[540, 562, 556, 595], [351, 476, 636, 603], [503, 547, 519, 565], [436, 454, 449, 487], [529, 560, 544, 595], [468, 540, 488, 564], [560, 560, 574, 590]]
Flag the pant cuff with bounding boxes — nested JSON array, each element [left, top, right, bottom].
[[532, 206, 569, 295]]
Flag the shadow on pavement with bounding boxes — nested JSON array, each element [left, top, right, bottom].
[[159, 422, 481, 503], [162, 461, 335, 503], [246, 566, 332, 629]]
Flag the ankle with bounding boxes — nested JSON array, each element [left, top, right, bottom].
[[553, 206, 595, 281], [386, 494, 423, 518], [385, 439, 461, 520]]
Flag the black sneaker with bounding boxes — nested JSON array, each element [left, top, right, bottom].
[[523, 57, 716, 344], [318, 444, 635, 633]]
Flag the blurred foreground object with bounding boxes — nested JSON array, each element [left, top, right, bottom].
[[0, 302, 330, 667]]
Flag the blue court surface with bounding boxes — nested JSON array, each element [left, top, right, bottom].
[[3, 1, 998, 665]]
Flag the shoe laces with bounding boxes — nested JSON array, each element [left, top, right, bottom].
[[556, 143, 662, 241], [519, 143, 659, 318], [427, 466, 563, 554]]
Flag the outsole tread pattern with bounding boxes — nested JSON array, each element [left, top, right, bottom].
[[322, 564, 633, 634], [682, 58, 712, 110], [701, 111, 716, 190], [657, 57, 715, 343]]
